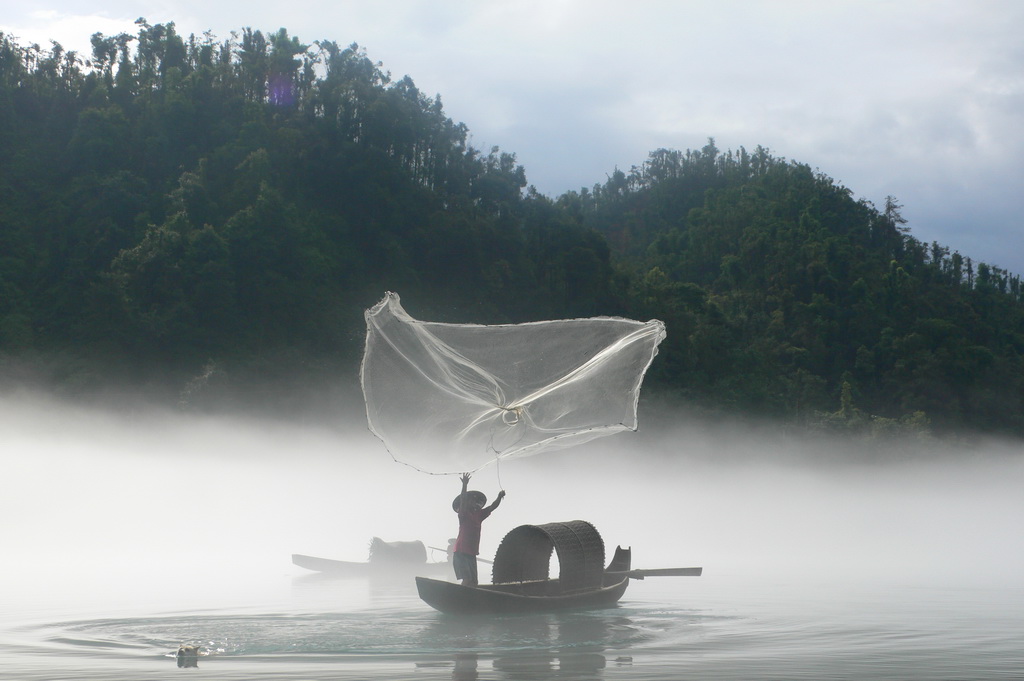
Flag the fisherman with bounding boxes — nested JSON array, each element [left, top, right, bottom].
[[452, 472, 505, 586]]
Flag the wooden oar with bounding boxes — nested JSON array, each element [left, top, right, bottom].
[[625, 567, 702, 579], [428, 546, 494, 565]]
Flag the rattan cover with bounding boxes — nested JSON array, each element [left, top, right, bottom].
[[491, 520, 606, 591]]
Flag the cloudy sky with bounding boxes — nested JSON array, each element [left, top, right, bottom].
[[5, 1, 1023, 274]]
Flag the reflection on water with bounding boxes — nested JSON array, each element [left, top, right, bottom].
[[4, 571, 1024, 680], [11, 571, 702, 680], [287, 569, 664, 679], [415, 609, 640, 680]]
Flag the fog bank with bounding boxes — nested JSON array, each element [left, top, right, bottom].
[[3, 390, 1022, 609]]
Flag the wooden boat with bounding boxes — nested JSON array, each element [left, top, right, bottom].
[[416, 549, 631, 614], [292, 553, 452, 578], [416, 520, 701, 615], [292, 538, 453, 578]]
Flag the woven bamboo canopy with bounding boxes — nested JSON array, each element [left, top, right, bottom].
[[491, 520, 606, 591]]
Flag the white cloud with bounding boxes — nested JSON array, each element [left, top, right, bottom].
[[1, 10, 138, 54]]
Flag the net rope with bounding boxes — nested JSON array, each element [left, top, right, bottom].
[[360, 292, 666, 474]]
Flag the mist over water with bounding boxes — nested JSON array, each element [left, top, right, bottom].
[[4, 388, 1023, 586], [2, 388, 1023, 678]]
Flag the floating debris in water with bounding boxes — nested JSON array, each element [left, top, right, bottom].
[[176, 644, 200, 668]]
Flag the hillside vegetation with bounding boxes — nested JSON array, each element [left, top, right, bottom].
[[1, 23, 1022, 438]]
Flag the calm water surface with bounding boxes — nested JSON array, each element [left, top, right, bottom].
[[3, 564, 1022, 680]]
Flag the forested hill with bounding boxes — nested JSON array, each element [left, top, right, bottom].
[[1, 23, 1022, 438]]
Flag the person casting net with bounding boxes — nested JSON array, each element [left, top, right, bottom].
[[360, 292, 666, 474]]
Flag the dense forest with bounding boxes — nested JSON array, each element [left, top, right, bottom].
[[1, 22, 1022, 439]]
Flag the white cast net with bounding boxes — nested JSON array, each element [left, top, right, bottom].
[[360, 292, 666, 473]]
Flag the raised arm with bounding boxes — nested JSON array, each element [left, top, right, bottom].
[[485, 489, 506, 513], [457, 472, 471, 512]]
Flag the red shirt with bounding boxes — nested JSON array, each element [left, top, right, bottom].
[[454, 506, 492, 555]]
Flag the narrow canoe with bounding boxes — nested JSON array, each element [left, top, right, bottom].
[[292, 553, 453, 578]]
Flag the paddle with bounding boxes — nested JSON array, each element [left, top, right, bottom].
[[625, 567, 703, 579], [428, 546, 494, 565]]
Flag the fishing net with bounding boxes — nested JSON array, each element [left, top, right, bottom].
[[360, 292, 666, 473]]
